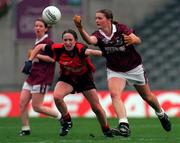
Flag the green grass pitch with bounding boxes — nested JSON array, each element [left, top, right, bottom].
[[0, 117, 179, 143]]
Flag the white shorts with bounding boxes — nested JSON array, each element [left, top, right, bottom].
[[107, 65, 147, 85], [22, 82, 50, 94]]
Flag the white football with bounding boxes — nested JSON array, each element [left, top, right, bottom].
[[42, 6, 61, 25]]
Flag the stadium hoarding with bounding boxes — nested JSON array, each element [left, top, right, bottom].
[[0, 91, 180, 117], [56, 0, 82, 19], [16, 0, 52, 39]]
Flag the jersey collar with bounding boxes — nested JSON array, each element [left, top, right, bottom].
[[99, 24, 117, 40], [35, 34, 48, 45]]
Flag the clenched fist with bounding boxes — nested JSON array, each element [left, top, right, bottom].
[[73, 15, 82, 29]]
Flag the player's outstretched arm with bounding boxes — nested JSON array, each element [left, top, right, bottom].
[[85, 49, 102, 56], [36, 54, 55, 63], [22, 44, 47, 75], [73, 15, 97, 45], [28, 44, 46, 61], [28, 46, 55, 63]]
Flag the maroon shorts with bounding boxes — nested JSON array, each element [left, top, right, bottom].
[[58, 71, 96, 93]]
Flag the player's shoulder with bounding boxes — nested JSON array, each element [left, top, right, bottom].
[[52, 43, 64, 49], [75, 42, 88, 53], [114, 21, 127, 28], [114, 21, 133, 34], [75, 42, 86, 48], [75, 42, 88, 50], [43, 37, 54, 44], [92, 30, 99, 36]]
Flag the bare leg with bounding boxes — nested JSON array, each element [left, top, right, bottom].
[[20, 89, 31, 128], [31, 93, 59, 118], [108, 77, 127, 121], [53, 81, 73, 136], [108, 77, 130, 137], [53, 81, 73, 116], [83, 89, 112, 137], [134, 83, 172, 132], [134, 84, 162, 112], [83, 89, 108, 127]]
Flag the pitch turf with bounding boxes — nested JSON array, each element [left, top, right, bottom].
[[0, 117, 179, 143]]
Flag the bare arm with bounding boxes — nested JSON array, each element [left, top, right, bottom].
[[85, 49, 102, 56], [29, 44, 47, 61], [36, 54, 55, 63], [22, 44, 49, 74], [28, 48, 55, 63], [123, 33, 141, 46], [73, 15, 97, 45]]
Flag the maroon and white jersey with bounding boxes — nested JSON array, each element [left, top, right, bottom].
[[26, 34, 55, 85], [92, 22, 142, 72]]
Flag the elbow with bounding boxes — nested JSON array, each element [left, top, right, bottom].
[[138, 37, 142, 43], [135, 37, 141, 45], [83, 38, 92, 45], [87, 41, 93, 45], [138, 38, 142, 44]]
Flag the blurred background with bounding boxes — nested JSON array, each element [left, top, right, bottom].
[[0, 0, 180, 91]]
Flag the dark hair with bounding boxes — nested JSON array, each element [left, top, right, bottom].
[[62, 29, 78, 40], [96, 9, 113, 21], [35, 18, 48, 28]]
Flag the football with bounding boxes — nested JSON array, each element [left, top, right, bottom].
[[42, 6, 61, 25]]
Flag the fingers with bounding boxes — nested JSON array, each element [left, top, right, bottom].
[[73, 15, 83, 29], [122, 34, 132, 46]]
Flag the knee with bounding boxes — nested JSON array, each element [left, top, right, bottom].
[[110, 91, 121, 100], [54, 91, 63, 101], [54, 95, 63, 102], [53, 93, 64, 105]]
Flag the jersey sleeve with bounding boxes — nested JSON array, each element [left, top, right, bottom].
[[44, 44, 53, 57], [118, 23, 133, 35], [79, 45, 88, 58]]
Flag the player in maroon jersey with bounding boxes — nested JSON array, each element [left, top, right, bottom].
[[22, 29, 113, 137], [73, 9, 171, 137], [19, 18, 61, 136]]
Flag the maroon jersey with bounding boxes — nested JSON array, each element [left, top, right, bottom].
[[26, 36, 55, 85], [45, 42, 95, 76], [92, 22, 142, 72]]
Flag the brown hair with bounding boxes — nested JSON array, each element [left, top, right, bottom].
[[62, 29, 78, 41], [96, 9, 113, 21], [35, 18, 48, 28]]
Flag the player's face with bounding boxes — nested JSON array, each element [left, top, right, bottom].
[[34, 21, 47, 38], [95, 12, 111, 29], [63, 33, 76, 51]]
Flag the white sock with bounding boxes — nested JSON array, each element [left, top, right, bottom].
[[155, 108, 165, 118], [22, 126, 30, 131], [56, 113, 61, 120], [118, 118, 129, 124]]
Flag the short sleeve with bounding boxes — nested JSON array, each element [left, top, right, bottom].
[[78, 45, 88, 58], [118, 23, 133, 35], [44, 44, 53, 57]]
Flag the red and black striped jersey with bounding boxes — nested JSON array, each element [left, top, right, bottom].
[[45, 42, 95, 76]]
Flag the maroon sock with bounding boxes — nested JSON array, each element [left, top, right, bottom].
[[62, 113, 71, 122], [102, 124, 110, 132]]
